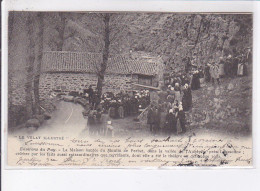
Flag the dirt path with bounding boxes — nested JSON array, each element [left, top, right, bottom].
[[13, 101, 88, 137]]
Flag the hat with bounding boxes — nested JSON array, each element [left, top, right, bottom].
[[175, 83, 179, 86], [228, 55, 232, 58], [107, 121, 112, 125], [169, 109, 173, 113]]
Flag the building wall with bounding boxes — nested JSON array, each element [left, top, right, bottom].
[[39, 72, 135, 105]]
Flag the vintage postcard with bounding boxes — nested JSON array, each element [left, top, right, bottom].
[[6, 11, 253, 168]]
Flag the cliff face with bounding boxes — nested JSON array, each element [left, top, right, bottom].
[[41, 13, 253, 60], [110, 13, 252, 72], [42, 13, 252, 71]]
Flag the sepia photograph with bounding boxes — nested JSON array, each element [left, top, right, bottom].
[[6, 11, 253, 167]]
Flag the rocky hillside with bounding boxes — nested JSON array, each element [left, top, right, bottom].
[[40, 13, 253, 66], [187, 72, 252, 136], [47, 13, 252, 69]]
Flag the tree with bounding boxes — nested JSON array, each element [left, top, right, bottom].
[[57, 13, 67, 51], [33, 13, 44, 115], [24, 13, 35, 118], [96, 13, 111, 97]]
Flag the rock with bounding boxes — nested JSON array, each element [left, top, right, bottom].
[[62, 95, 74, 102], [43, 112, 52, 120], [34, 114, 45, 124], [208, 86, 214, 91], [227, 83, 234, 90], [231, 108, 236, 113], [26, 119, 40, 128], [216, 112, 224, 120], [74, 97, 88, 106], [215, 88, 220, 96], [213, 98, 219, 102], [215, 104, 221, 110]]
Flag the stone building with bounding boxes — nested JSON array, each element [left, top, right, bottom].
[[39, 51, 165, 102]]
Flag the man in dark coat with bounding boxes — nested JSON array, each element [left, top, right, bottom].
[[191, 70, 200, 90], [153, 108, 161, 135], [147, 106, 155, 133], [204, 64, 211, 82], [122, 97, 128, 117], [165, 109, 177, 134], [109, 100, 118, 118], [185, 57, 192, 73], [84, 85, 94, 105], [131, 96, 139, 115], [224, 55, 233, 77], [182, 84, 192, 111], [92, 90, 101, 110]]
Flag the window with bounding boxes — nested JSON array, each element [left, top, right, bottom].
[[138, 75, 153, 86]]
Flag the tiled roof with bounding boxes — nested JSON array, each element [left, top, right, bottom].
[[42, 51, 161, 76]]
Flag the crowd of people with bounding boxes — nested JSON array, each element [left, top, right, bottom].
[[84, 109, 115, 137], [82, 63, 198, 136], [204, 54, 248, 85], [144, 51, 250, 136], [146, 82, 192, 135], [101, 90, 150, 119], [81, 50, 250, 137], [82, 86, 151, 136]]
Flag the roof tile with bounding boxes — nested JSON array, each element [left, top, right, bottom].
[[42, 51, 161, 76]]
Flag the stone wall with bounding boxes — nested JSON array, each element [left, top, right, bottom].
[[103, 74, 134, 93], [39, 72, 136, 100], [9, 78, 27, 106]]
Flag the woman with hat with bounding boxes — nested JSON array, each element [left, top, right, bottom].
[[191, 70, 201, 90], [118, 100, 124, 119], [182, 83, 192, 111], [174, 83, 181, 103], [210, 62, 220, 85]]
